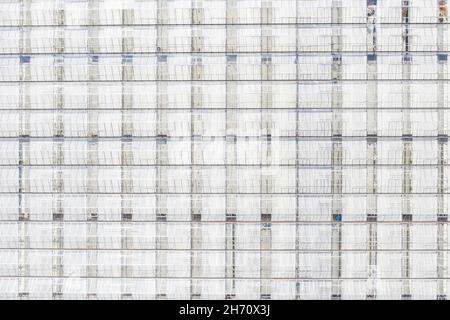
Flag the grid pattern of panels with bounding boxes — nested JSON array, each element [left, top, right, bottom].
[[0, 0, 450, 300]]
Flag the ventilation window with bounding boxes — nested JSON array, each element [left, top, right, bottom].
[[192, 56, 202, 64], [20, 55, 30, 64], [227, 54, 237, 64]]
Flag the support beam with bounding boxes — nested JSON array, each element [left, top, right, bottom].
[[155, 0, 169, 299], [190, 1, 204, 298], [401, 0, 412, 300], [120, 7, 135, 299], [436, 0, 448, 300], [260, 1, 273, 300], [17, 0, 32, 300], [366, 0, 378, 300], [51, 2, 65, 297]]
